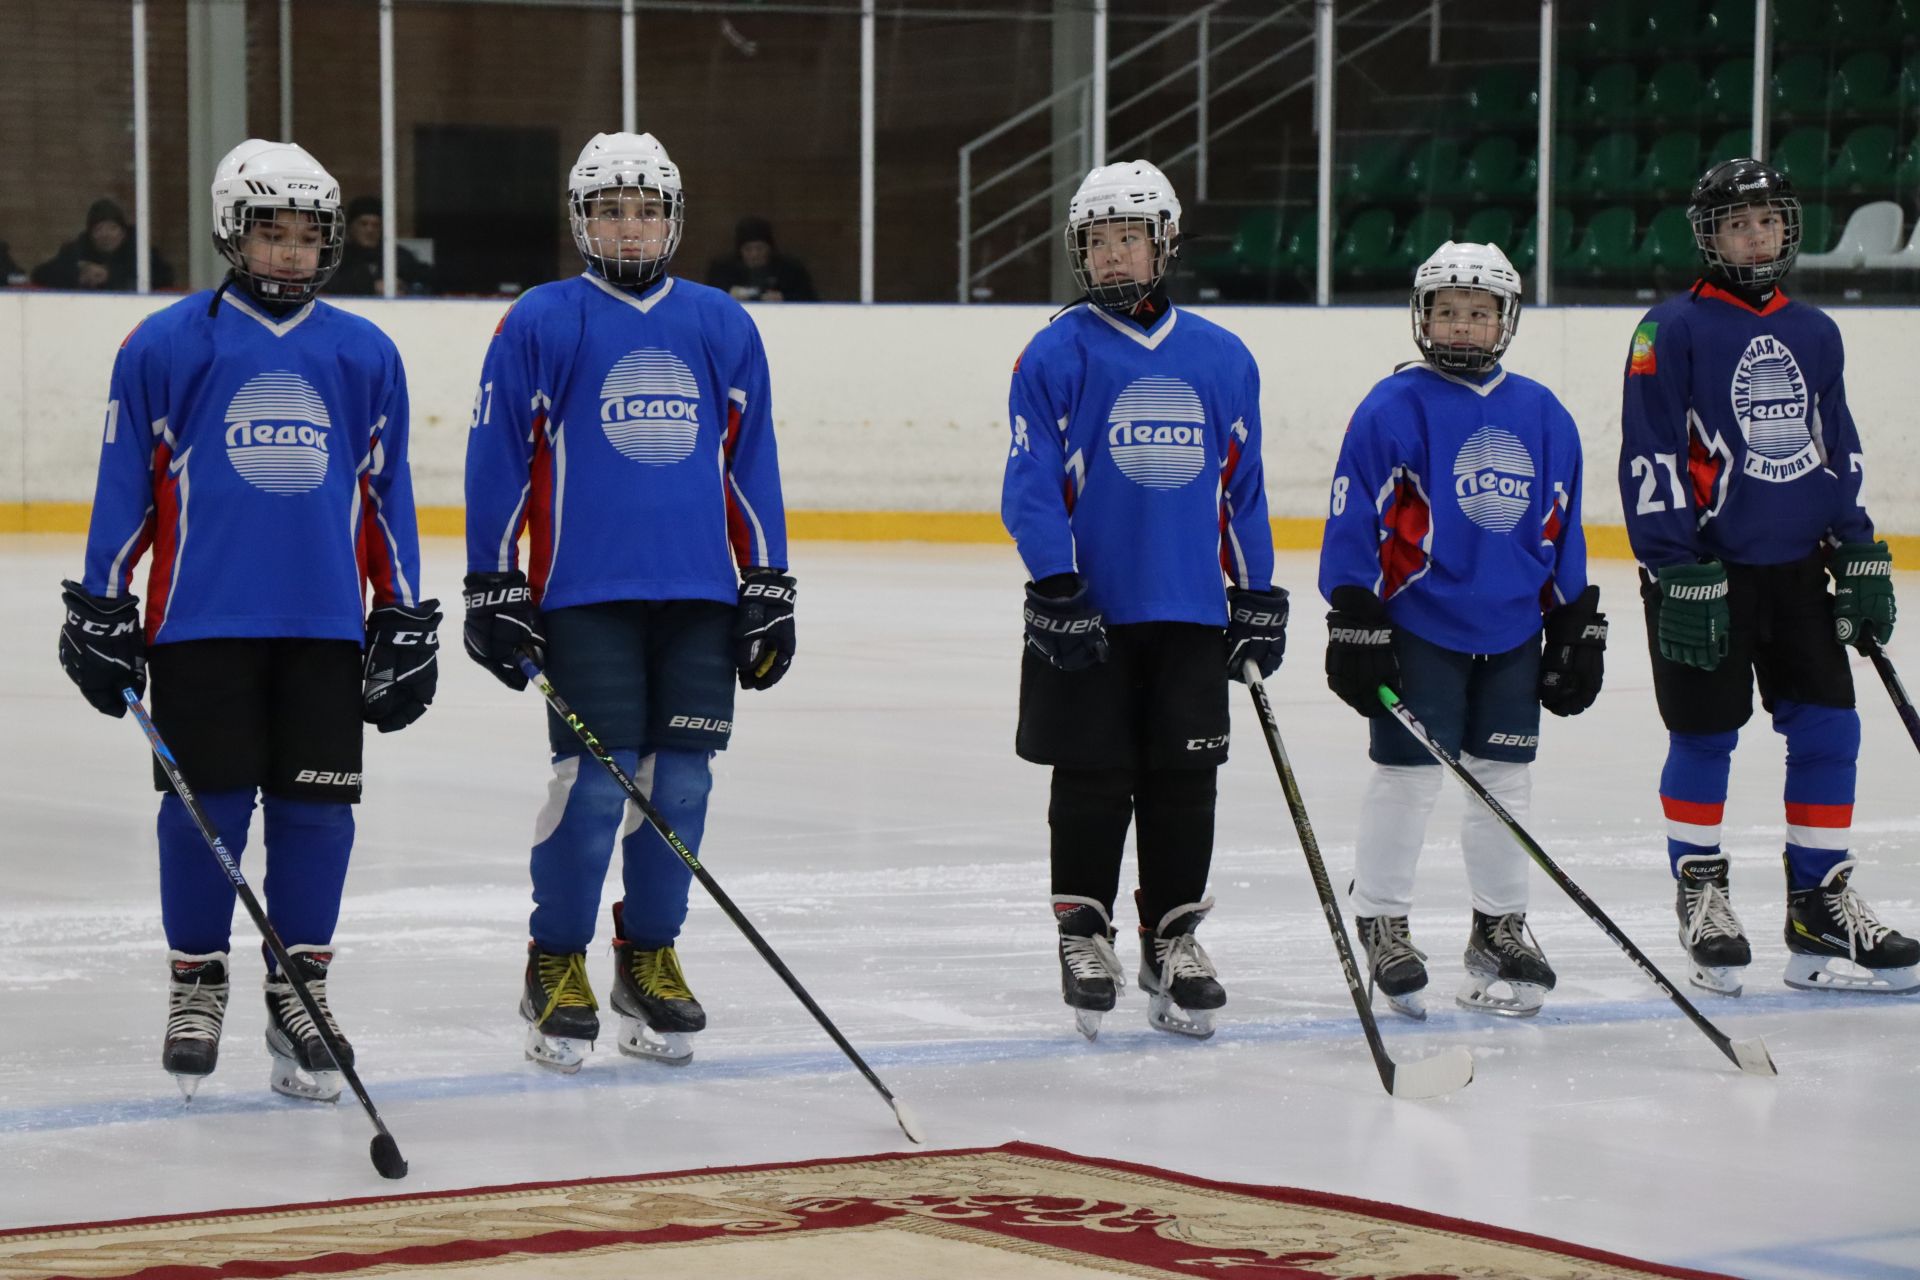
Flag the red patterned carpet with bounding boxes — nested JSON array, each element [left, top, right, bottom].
[[0, 1142, 1739, 1279]]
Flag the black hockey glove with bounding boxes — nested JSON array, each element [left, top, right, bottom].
[[363, 600, 441, 733], [1023, 573, 1109, 672], [1226, 585, 1290, 682], [733, 569, 796, 690], [1653, 561, 1729, 671], [58, 579, 145, 717], [1831, 540, 1896, 651], [1324, 585, 1398, 718], [1538, 585, 1607, 717], [463, 570, 544, 691]]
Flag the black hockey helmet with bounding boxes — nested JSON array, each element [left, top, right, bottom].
[[1687, 158, 1801, 288]]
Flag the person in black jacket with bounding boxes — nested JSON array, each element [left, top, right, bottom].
[[328, 196, 433, 296], [1, 241, 26, 286], [705, 216, 817, 302], [31, 199, 173, 291]]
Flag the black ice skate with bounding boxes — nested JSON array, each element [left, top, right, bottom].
[[1137, 897, 1226, 1039], [610, 901, 703, 1066], [1783, 859, 1920, 994], [1458, 910, 1555, 1017], [263, 945, 352, 1102], [522, 943, 600, 1073], [1054, 895, 1126, 1041], [163, 950, 229, 1100], [1675, 854, 1751, 996], [1356, 915, 1429, 1021]]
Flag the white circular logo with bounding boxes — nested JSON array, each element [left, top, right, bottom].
[[599, 349, 701, 465], [1105, 376, 1207, 490], [223, 371, 332, 494], [1730, 336, 1815, 482], [1452, 425, 1535, 533]]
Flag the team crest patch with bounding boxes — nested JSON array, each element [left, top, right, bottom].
[[599, 348, 701, 465], [1452, 424, 1535, 533], [223, 370, 332, 494], [1730, 334, 1817, 482], [1628, 321, 1657, 375], [1106, 375, 1207, 490]]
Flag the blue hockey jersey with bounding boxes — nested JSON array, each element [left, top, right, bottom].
[[1619, 283, 1872, 568], [80, 290, 422, 645], [465, 273, 787, 608], [1001, 303, 1273, 627], [1318, 363, 1589, 655]]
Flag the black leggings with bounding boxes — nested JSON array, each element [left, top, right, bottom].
[[1048, 765, 1217, 931]]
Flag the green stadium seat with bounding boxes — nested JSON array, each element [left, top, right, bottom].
[[1338, 139, 1405, 201], [1645, 0, 1702, 46], [1567, 206, 1639, 277], [1638, 132, 1704, 195], [1509, 208, 1574, 277], [1452, 135, 1522, 199], [1897, 53, 1920, 115], [1895, 135, 1920, 196], [1884, 0, 1920, 38], [1334, 208, 1397, 280], [1641, 61, 1705, 122], [1770, 0, 1827, 41], [1500, 137, 1579, 200], [1391, 208, 1459, 273], [1832, 0, 1888, 39], [1697, 0, 1755, 49], [1635, 207, 1700, 274], [1770, 127, 1831, 192], [1570, 132, 1641, 195], [1529, 69, 1583, 123], [1771, 53, 1831, 121], [1831, 52, 1896, 116], [1460, 207, 1519, 253], [1578, 63, 1640, 123], [1707, 126, 1756, 165], [1703, 58, 1754, 123], [1395, 138, 1462, 199], [1573, 3, 1646, 59], [1828, 124, 1901, 192], [1800, 202, 1836, 254], [1466, 66, 1531, 128], [1190, 208, 1286, 278]]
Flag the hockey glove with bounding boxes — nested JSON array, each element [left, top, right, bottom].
[[1023, 574, 1109, 672], [1831, 540, 1896, 651], [1654, 561, 1730, 671], [463, 570, 544, 691], [58, 579, 145, 717], [363, 600, 442, 733], [1538, 585, 1607, 717], [1324, 585, 1398, 718], [733, 569, 797, 690], [1226, 585, 1290, 682]]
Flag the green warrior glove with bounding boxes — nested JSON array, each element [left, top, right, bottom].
[[1655, 561, 1730, 672], [1831, 540, 1896, 651]]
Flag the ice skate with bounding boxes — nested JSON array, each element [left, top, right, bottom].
[[1675, 855, 1750, 996], [263, 945, 351, 1102], [1356, 915, 1429, 1021], [1054, 896, 1126, 1040], [163, 951, 229, 1100], [1137, 897, 1225, 1039], [610, 902, 702, 1066], [1783, 860, 1920, 994], [522, 944, 600, 1072], [1458, 910, 1555, 1017]]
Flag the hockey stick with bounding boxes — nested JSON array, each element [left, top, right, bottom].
[[1241, 663, 1474, 1099], [120, 690, 410, 1178], [1863, 640, 1920, 755], [516, 654, 925, 1144], [1376, 686, 1777, 1077]]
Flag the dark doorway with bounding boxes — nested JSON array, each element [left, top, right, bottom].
[[414, 125, 560, 296]]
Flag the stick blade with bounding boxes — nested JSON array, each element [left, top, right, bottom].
[[890, 1097, 926, 1145], [1729, 1035, 1778, 1077], [370, 1132, 409, 1180], [1388, 1046, 1476, 1100]]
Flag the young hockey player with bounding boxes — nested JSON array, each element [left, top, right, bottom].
[[1621, 158, 1916, 995], [1320, 241, 1604, 1020], [57, 140, 438, 1100], [464, 131, 793, 1072], [1003, 159, 1288, 1041]]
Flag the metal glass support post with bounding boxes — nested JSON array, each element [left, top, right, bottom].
[[957, 147, 970, 302], [279, 0, 293, 140], [860, 0, 875, 303], [1429, 0, 1441, 63], [133, 0, 151, 295], [1090, 0, 1107, 166], [1315, 0, 1334, 306], [1750, 0, 1770, 158], [1196, 8, 1210, 200], [1536, 0, 1555, 304], [379, 0, 397, 299], [622, 0, 637, 133]]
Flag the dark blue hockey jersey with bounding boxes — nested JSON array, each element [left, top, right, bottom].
[[80, 290, 422, 645], [1001, 303, 1273, 627], [465, 273, 787, 608], [1318, 363, 1589, 655], [1619, 283, 1872, 569]]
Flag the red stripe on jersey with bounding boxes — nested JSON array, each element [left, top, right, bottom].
[[1785, 801, 1852, 828], [1694, 280, 1790, 316], [357, 473, 399, 607], [1688, 432, 1724, 512], [1217, 434, 1244, 577], [1378, 474, 1431, 599], [526, 416, 556, 604], [1661, 795, 1725, 825], [722, 400, 752, 566], [144, 442, 179, 642]]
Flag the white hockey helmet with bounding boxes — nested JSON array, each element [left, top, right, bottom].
[[210, 139, 344, 305], [1065, 159, 1182, 311], [1409, 240, 1522, 374], [568, 131, 685, 288]]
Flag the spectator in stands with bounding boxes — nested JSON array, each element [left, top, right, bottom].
[[705, 215, 817, 301], [329, 196, 433, 296], [1, 241, 26, 287], [31, 199, 173, 291]]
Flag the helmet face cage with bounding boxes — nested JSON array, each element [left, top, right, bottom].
[[216, 203, 344, 306], [1066, 213, 1177, 311], [1690, 196, 1801, 288], [1409, 284, 1519, 375], [570, 182, 684, 287]]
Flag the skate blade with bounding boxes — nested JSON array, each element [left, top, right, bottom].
[[1384, 989, 1429, 1022], [523, 1024, 590, 1073], [1687, 962, 1745, 997], [617, 1017, 694, 1066], [1072, 1008, 1105, 1041], [268, 1056, 342, 1103], [1784, 954, 1920, 994], [1455, 980, 1548, 1018], [171, 1073, 207, 1102], [1145, 993, 1216, 1039]]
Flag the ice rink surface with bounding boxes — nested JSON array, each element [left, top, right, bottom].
[[2, 537, 1915, 1280]]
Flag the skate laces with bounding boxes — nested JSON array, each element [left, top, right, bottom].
[[536, 951, 599, 1021], [268, 971, 341, 1043], [1830, 882, 1894, 958], [1682, 880, 1744, 945], [629, 945, 695, 1003], [1155, 932, 1217, 983], [1062, 931, 1126, 987], [1487, 913, 1543, 961], [167, 975, 228, 1042], [1364, 916, 1426, 972]]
